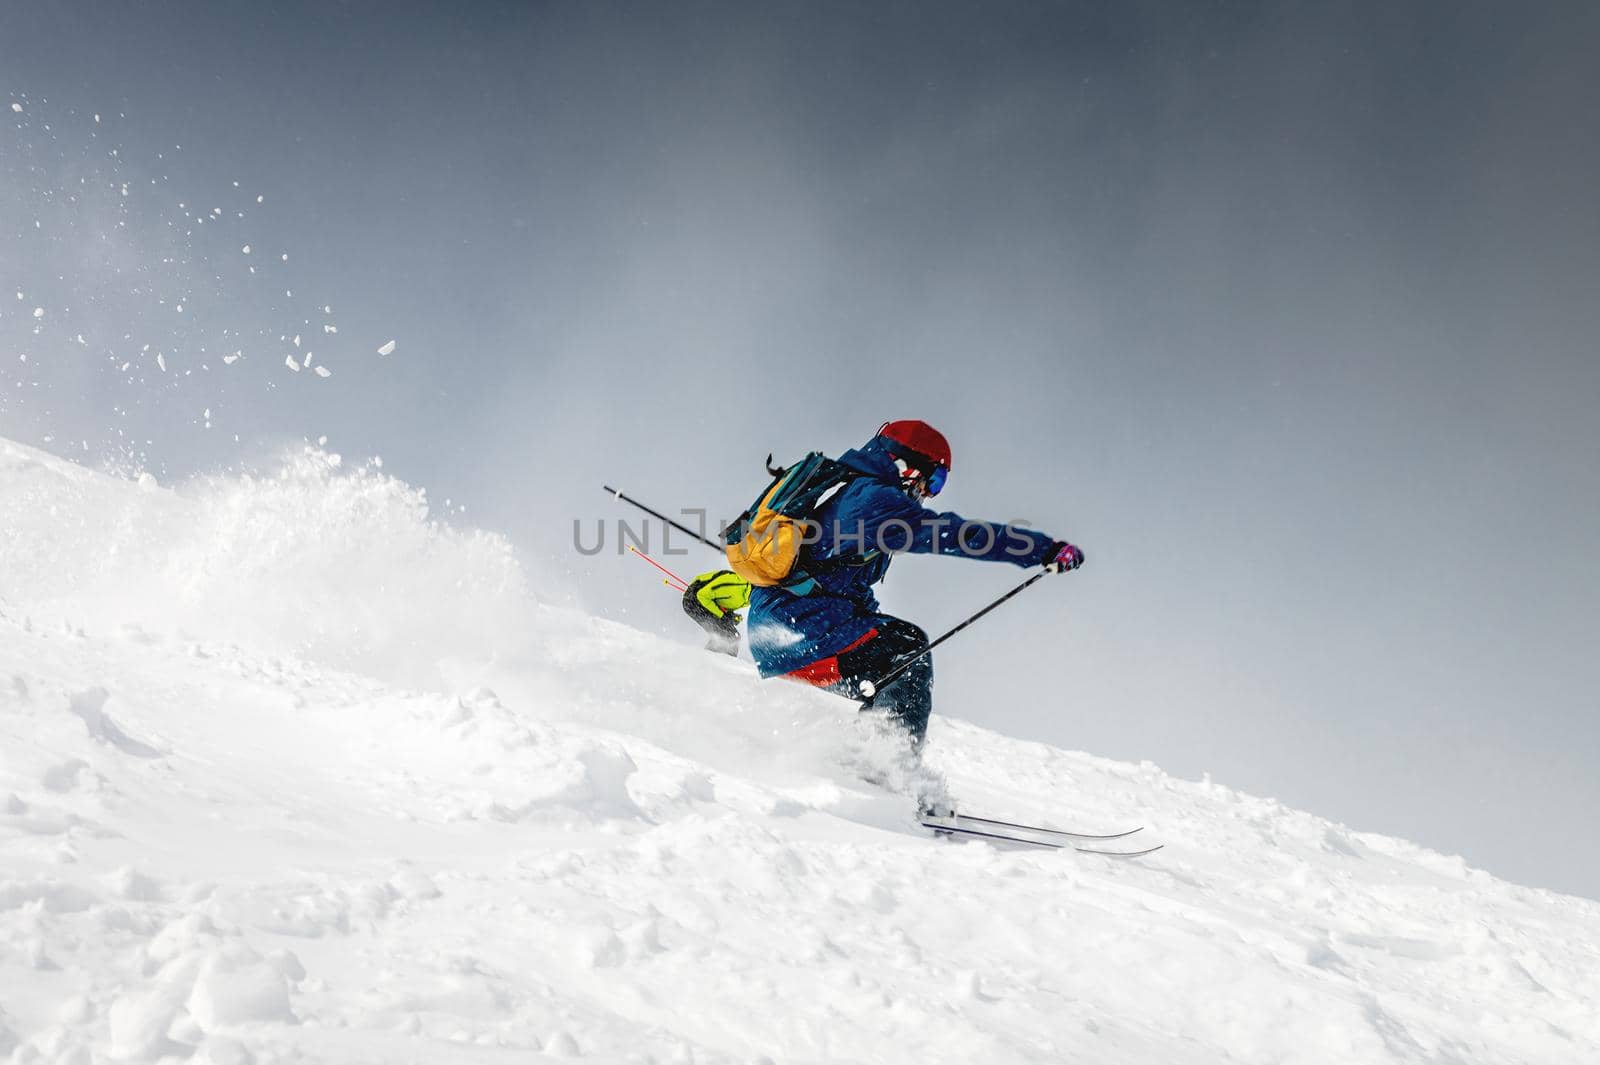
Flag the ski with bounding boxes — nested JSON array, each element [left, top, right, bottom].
[[920, 819, 1164, 858], [945, 811, 1142, 841], [1074, 843, 1166, 858]]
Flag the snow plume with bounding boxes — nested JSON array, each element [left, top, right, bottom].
[[0, 97, 366, 469], [0, 436, 880, 782], [0, 438, 529, 688]]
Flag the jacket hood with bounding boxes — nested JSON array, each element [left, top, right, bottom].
[[836, 437, 902, 483]]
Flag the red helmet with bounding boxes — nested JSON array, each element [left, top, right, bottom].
[[876, 419, 952, 471], [876, 420, 951, 497]]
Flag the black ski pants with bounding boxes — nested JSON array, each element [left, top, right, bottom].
[[799, 616, 934, 743]]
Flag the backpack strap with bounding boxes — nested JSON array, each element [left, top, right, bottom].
[[779, 470, 881, 595]]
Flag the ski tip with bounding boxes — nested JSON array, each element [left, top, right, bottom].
[[1076, 844, 1165, 859]]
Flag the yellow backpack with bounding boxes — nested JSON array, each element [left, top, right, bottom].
[[723, 452, 862, 587]]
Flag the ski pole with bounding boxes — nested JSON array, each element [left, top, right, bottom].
[[601, 485, 724, 552], [629, 544, 690, 592], [860, 571, 1051, 700]]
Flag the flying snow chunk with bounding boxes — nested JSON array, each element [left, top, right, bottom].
[[9, 103, 21, 113], [285, 354, 301, 372], [223, 352, 240, 365], [377, 340, 397, 356], [241, 244, 251, 254], [313, 365, 331, 378], [280, 253, 288, 262], [156, 354, 167, 372], [32, 307, 43, 319], [293, 334, 301, 347]]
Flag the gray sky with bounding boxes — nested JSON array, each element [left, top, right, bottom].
[[4, 2, 1598, 897]]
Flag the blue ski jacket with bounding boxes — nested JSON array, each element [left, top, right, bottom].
[[746, 436, 1058, 677]]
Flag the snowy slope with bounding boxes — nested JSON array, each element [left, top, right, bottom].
[[2, 438, 1597, 1065]]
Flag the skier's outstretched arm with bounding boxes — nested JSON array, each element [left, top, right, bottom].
[[847, 482, 1077, 569]]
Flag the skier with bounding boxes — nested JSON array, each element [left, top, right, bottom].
[[737, 419, 1084, 746]]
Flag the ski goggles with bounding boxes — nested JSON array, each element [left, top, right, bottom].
[[925, 464, 948, 497]]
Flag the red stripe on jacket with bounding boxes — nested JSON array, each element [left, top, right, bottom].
[[784, 628, 880, 687]]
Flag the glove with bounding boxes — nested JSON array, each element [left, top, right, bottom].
[[1041, 541, 1085, 573], [687, 570, 751, 617], [682, 570, 751, 656]]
